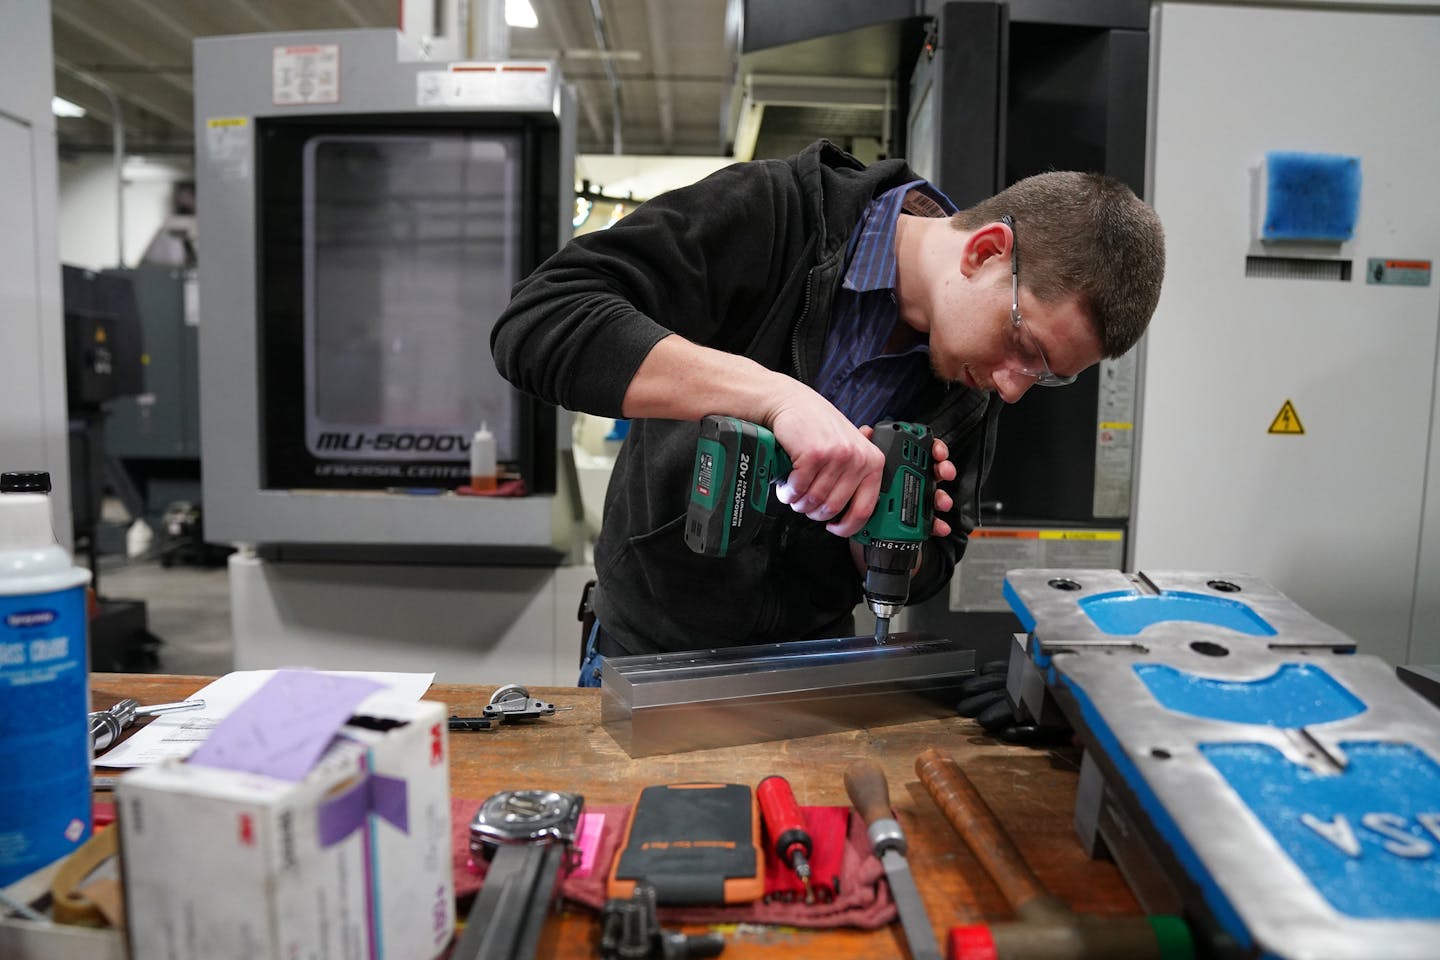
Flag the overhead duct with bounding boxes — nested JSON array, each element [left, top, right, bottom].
[[728, 15, 924, 162], [733, 73, 894, 162]]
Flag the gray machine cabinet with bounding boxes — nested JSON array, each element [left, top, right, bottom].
[[106, 268, 198, 460], [193, 29, 574, 550]]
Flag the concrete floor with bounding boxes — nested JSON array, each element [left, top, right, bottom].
[[98, 557, 234, 676]]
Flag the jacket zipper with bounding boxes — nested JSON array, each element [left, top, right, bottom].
[[794, 227, 862, 380], [790, 269, 816, 380], [923, 385, 996, 531]]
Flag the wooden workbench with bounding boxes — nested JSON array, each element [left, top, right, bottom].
[[93, 673, 1139, 959]]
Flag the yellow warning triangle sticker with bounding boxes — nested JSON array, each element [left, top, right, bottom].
[[1268, 400, 1305, 435]]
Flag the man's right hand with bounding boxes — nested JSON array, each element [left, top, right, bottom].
[[767, 390, 885, 539], [618, 335, 885, 536]]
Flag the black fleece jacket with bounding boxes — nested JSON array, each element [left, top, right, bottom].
[[493, 140, 1000, 654]]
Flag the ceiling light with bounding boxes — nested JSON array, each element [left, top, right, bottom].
[[52, 96, 86, 118], [506, 0, 538, 29]]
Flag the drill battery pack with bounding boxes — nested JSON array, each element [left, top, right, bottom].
[[607, 782, 765, 905]]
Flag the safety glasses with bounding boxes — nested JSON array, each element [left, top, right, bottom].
[[1000, 214, 1076, 387]]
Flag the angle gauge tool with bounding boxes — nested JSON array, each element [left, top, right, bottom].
[[459, 789, 585, 960]]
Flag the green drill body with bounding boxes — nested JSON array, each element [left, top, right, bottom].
[[684, 416, 934, 640]]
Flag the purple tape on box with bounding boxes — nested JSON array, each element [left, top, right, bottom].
[[317, 773, 410, 847], [188, 670, 384, 781]]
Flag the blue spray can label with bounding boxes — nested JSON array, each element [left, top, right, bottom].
[[0, 466, 92, 888], [0, 586, 91, 885]]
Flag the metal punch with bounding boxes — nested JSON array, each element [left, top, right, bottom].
[[88, 697, 205, 754]]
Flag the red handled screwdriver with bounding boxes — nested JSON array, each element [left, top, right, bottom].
[[756, 775, 815, 904]]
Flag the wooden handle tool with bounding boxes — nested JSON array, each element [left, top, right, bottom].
[[915, 747, 1056, 915]]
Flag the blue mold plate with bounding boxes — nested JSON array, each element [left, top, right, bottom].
[[1201, 741, 1440, 920]]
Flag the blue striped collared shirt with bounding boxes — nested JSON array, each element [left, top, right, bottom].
[[815, 180, 957, 427]]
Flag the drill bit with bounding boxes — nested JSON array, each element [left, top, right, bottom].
[[793, 851, 815, 904], [873, 615, 891, 643]]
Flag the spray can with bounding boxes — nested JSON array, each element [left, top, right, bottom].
[[470, 423, 497, 491], [0, 471, 93, 886]]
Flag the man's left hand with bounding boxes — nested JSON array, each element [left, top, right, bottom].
[[850, 428, 956, 539], [928, 436, 957, 538]]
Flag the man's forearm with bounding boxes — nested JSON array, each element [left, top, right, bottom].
[[619, 334, 796, 424]]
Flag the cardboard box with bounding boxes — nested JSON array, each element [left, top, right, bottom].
[[118, 700, 453, 960], [339, 701, 456, 958]]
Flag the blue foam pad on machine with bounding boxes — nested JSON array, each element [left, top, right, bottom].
[[1263, 151, 1361, 242], [1078, 589, 1277, 638], [1134, 662, 1366, 727]]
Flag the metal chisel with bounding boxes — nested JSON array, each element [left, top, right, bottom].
[[845, 760, 943, 960]]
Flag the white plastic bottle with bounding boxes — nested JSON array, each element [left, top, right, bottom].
[[0, 471, 93, 886], [470, 422, 497, 491]]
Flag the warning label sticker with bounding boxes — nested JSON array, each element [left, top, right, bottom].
[[1367, 258, 1432, 287], [950, 527, 1124, 612], [1268, 400, 1305, 435]]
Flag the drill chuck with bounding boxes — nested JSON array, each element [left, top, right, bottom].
[[864, 541, 921, 609], [870, 600, 904, 620]]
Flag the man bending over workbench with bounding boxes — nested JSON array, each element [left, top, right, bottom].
[[492, 139, 1165, 688]]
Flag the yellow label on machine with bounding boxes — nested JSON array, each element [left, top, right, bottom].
[[973, 529, 1122, 541], [1038, 530, 1123, 541], [1268, 400, 1305, 435]]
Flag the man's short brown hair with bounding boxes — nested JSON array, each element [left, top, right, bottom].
[[952, 172, 1165, 357]]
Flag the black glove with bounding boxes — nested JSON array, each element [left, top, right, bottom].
[[956, 660, 1017, 730], [957, 659, 1071, 746]]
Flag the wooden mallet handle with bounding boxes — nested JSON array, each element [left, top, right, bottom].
[[916, 747, 1050, 910]]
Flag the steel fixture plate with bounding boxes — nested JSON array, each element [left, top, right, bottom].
[[1006, 569, 1440, 960]]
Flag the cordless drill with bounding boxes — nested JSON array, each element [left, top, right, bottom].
[[684, 415, 934, 642]]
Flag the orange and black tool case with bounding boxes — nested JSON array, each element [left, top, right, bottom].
[[606, 782, 765, 905]]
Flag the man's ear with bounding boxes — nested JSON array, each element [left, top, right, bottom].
[[959, 220, 1012, 278]]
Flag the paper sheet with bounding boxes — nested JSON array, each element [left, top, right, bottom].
[[187, 670, 384, 781], [95, 669, 435, 768]]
